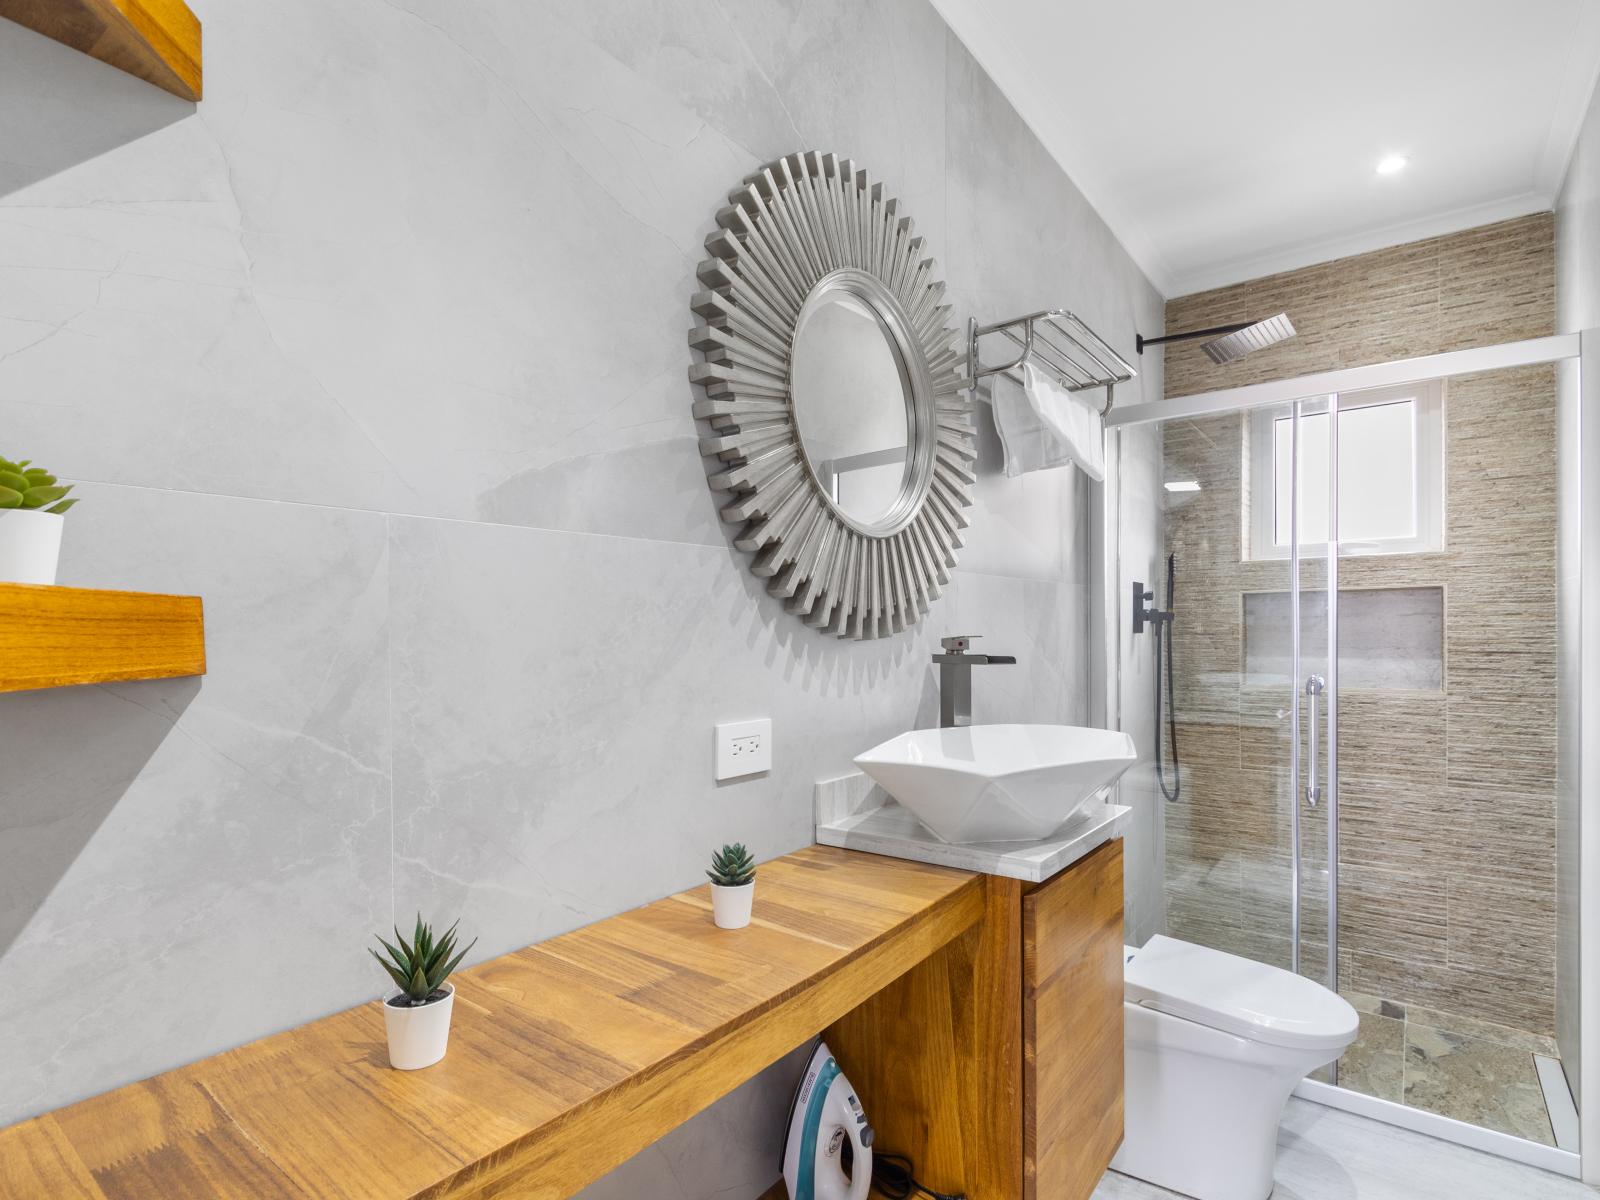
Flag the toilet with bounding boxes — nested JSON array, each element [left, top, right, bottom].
[[1112, 935, 1359, 1200]]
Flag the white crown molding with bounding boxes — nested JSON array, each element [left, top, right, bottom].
[[1165, 190, 1555, 299]]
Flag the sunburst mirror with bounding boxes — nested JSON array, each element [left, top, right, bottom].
[[689, 151, 975, 639]]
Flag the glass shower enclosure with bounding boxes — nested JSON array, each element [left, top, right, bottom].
[[1129, 358, 1570, 1155]]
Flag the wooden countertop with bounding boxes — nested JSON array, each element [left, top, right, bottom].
[[0, 846, 983, 1199]]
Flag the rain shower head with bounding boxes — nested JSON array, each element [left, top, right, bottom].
[[1136, 313, 1297, 363], [1200, 313, 1296, 363]]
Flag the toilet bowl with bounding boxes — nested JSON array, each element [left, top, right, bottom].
[[1111, 935, 1359, 1200]]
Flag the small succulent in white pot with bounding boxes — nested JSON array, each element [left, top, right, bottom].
[[0, 456, 78, 585], [707, 843, 757, 929], [370, 914, 476, 1070]]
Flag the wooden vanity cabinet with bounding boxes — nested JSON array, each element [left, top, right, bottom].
[[1023, 836, 1125, 1197], [824, 837, 1124, 1200]]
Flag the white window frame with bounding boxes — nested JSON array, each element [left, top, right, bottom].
[[1247, 380, 1445, 561]]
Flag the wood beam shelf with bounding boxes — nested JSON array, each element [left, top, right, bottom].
[[0, 0, 202, 101], [0, 847, 982, 1199], [0, 582, 206, 693]]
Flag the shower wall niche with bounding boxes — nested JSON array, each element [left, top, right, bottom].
[[1242, 586, 1444, 690]]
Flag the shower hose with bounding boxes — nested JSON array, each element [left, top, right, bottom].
[[1154, 554, 1180, 803]]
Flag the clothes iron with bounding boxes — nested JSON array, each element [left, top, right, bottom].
[[782, 1041, 872, 1200]]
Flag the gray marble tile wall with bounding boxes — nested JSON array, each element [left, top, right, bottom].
[[0, 0, 1164, 1187]]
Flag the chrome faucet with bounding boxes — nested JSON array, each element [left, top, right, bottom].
[[933, 635, 1016, 728]]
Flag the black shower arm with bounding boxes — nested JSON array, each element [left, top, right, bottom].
[[1135, 322, 1255, 355]]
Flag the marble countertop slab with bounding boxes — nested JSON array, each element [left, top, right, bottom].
[[814, 771, 1130, 884]]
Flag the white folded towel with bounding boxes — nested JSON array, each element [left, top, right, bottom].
[[989, 362, 1105, 482]]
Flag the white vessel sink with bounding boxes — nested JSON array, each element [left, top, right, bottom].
[[853, 724, 1138, 844]]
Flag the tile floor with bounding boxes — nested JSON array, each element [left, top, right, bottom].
[[1327, 991, 1560, 1145], [1091, 1098, 1590, 1199]]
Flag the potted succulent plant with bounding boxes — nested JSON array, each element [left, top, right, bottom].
[[707, 843, 757, 929], [370, 914, 476, 1070], [0, 456, 77, 585]]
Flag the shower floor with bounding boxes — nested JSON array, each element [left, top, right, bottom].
[[1323, 991, 1568, 1147]]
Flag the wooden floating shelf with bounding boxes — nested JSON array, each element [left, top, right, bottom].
[[0, 582, 206, 693], [0, 0, 201, 101], [0, 846, 983, 1199]]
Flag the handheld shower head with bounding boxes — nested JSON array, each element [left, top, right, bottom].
[[1136, 312, 1297, 363]]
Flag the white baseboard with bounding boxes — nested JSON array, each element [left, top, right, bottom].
[[1293, 1078, 1581, 1178]]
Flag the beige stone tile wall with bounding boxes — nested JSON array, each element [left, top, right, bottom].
[[1159, 217, 1558, 1036], [1164, 213, 1555, 396]]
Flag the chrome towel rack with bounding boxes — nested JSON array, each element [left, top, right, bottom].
[[967, 309, 1136, 416]]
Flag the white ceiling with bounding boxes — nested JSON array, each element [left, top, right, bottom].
[[930, 0, 1600, 297]]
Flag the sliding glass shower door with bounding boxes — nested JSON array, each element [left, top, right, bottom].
[[1157, 367, 1569, 1148], [1166, 388, 1419, 996], [1158, 397, 1333, 985], [1265, 396, 1337, 995], [1241, 386, 1446, 1013]]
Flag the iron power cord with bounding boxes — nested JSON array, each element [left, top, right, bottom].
[[869, 1153, 967, 1200]]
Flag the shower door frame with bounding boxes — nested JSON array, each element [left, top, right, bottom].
[[1283, 394, 1340, 990], [1108, 330, 1587, 1179]]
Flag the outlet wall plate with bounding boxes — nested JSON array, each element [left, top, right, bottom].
[[715, 718, 772, 781]]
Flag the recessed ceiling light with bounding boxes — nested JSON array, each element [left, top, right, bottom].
[[1376, 154, 1408, 176], [1164, 480, 1202, 493]]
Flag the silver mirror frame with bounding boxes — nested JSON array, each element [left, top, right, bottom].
[[689, 150, 975, 640]]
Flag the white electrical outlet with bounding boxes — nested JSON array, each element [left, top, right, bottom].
[[715, 718, 772, 780]]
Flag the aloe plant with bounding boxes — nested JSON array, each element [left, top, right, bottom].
[[370, 914, 477, 1007], [707, 843, 756, 887], [0, 456, 76, 514]]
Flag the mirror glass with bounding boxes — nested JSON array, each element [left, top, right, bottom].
[[790, 291, 914, 530]]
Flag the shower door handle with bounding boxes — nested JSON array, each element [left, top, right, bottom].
[[1304, 675, 1325, 806]]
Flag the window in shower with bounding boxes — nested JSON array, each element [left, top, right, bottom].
[[1247, 381, 1444, 559]]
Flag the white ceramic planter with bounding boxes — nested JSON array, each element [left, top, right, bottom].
[[0, 509, 63, 585], [381, 982, 455, 1070], [711, 881, 754, 929]]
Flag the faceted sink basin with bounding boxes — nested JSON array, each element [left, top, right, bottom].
[[854, 724, 1138, 844]]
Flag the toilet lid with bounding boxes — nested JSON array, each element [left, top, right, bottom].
[[1124, 936, 1359, 1051]]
